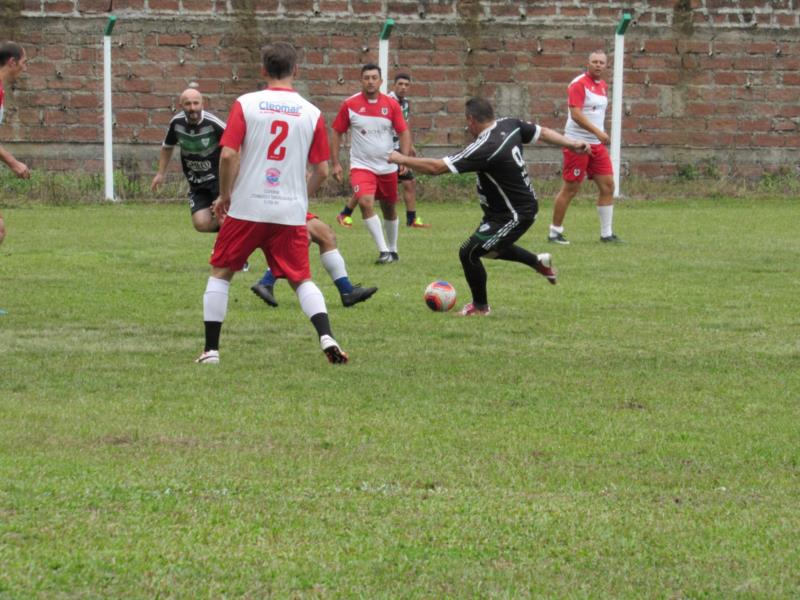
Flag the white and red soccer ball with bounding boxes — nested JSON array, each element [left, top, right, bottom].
[[424, 281, 457, 312]]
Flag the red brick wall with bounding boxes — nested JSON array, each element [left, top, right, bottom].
[[1, 0, 799, 179]]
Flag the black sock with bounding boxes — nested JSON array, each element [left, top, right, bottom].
[[459, 243, 488, 307], [406, 210, 416, 225], [496, 245, 539, 269], [204, 321, 222, 352], [341, 206, 354, 217], [310, 312, 333, 339]]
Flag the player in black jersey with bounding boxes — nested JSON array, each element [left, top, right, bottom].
[[151, 88, 226, 233], [389, 97, 591, 316]]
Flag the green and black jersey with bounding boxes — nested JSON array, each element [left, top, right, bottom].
[[388, 91, 409, 151], [163, 110, 226, 191]]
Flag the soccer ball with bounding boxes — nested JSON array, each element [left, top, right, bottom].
[[424, 281, 457, 312]]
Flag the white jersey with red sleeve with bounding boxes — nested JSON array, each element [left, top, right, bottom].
[[563, 72, 609, 144], [332, 92, 407, 175], [220, 87, 329, 225]]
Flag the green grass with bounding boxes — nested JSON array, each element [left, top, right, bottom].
[[1, 197, 799, 598]]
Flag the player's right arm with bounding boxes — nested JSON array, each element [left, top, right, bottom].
[[330, 101, 351, 183], [150, 145, 174, 191], [330, 129, 344, 183], [215, 99, 246, 221]]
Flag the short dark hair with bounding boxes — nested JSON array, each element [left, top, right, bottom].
[[261, 42, 296, 79], [361, 63, 381, 77], [465, 97, 495, 123], [394, 72, 411, 83], [0, 41, 24, 67]]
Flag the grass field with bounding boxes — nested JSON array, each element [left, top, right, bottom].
[[1, 196, 799, 598]]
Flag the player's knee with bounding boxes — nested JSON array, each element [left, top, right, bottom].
[[459, 238, 481, 265], [311, 222, 336, 250]]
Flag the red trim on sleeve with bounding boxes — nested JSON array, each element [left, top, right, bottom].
[[331, 101, 351, 134], [220, 100, 246, 151], [567, 76, 587, 108], [308, 114, 331, 164]]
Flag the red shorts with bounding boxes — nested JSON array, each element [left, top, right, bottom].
[[210, 216, 311, 282], [350, 168, 398, 203], [562, 143, 613, 182]]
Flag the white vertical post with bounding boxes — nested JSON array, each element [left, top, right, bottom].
[[378, 18, 394, 94], [103, 15, 117, 201], [610, 12, 631, 199]]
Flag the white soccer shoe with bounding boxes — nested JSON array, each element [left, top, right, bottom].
[[320, 335, 349, 364], [195, 349, 220, 364], [535, 253, 557, 285]]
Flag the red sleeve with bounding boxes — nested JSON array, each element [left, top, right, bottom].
[[567, 79, 586, 108], [390, 99, 407, 134], [220, 100, 246, 150], [308, 114, 330, 165], [331, 101, 351, 134]]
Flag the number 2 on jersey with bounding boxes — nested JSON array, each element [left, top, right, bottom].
[[267, 120, 289, 160]]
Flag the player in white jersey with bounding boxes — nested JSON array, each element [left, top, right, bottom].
[[548, 50, 623, 244], [331, 64, 411, 264], [0, 41, 30, 248], [196, 42, 348, 365]]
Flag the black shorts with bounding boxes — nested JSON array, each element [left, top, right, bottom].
[[188, 187, 218, 215], [471, 216, 535, 253], [398, 168, 415, 182]]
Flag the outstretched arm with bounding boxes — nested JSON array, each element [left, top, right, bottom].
[[388, 150, 449, 176], [537, 127, 592, 154]]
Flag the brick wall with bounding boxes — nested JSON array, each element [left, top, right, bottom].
[[1, 0, 798, 179]]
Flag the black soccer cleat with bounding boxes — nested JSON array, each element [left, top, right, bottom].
[[341, 285, 378, 307], [251, 283, 278, 307], [375, 251, 395, 264], [390, 252, 399, 261], [600, 234, 625, 244]]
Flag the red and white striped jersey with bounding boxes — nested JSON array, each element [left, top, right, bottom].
[[332, 92, 407, 175], [220, 87, 329, 225], [564, 72, 609, 144]]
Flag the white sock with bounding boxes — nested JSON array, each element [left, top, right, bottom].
[[295, 280, 327, 319], [363, 215, 389, 253], [549, 224, 564, 236], [383, 218, 399, 252], [320, 250, 348, 283], [598, 205, 614, 238], [203, 277, 230, 322]]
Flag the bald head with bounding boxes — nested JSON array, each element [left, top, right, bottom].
[[179, 88, 204, 124], [586, 50, 607, 80]]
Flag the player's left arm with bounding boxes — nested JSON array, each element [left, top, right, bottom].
[[537, 126, 591, 154], [388, 150, 449, 176]]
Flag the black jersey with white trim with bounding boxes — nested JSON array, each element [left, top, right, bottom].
[[443, 118, 541, 220], [163, 110, 226, 191]]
